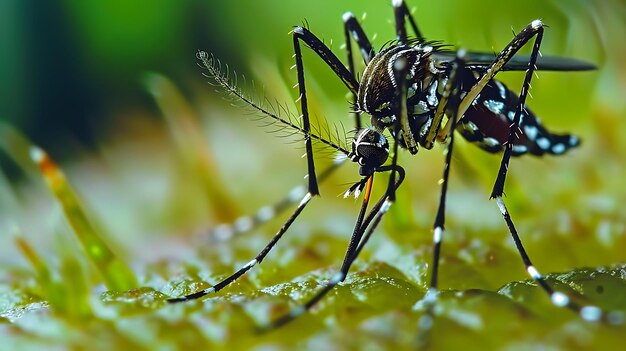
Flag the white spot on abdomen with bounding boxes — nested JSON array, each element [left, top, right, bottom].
[[524, 125, 538, 140], [484, 137, 500, 147], [495, 80, 507, 99], [536, 137, 551, 150], [512, 145, 528, 154], [551, 143, 566, 154], [483, 100, 505, 114]]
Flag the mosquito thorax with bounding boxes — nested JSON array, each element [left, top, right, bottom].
[[357, 43, 445, 153], [349, 128, 390, 176]]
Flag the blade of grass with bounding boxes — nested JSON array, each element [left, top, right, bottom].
[[30, 146, 137, 292], [0, 123, 39, 182], [14, 233, 66, 312], [57, 236, 92, 319]]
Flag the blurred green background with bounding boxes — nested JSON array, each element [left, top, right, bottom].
[[1, 0, 625, 350], [1, 0, 623, 155]]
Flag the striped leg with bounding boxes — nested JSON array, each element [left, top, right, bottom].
[[494, 198, 623, 324], [208, 162, 342, 242], [262, 165, 406, 330], [489, 22, 623, 324], [415, 52, 466, 343], [392, 0, 424, 43], [342, 11, 374, 69], [343, 11, 374, 130], [427, 51, 465, 294], [264, 174, 375, 329], [168, 189, 316, 303]]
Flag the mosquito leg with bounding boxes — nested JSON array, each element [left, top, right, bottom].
[[427, 52, 465, 294], [494, 197, 624, 324], [343, 11, 375, 67], [292, 26, 359, 95], [457, 20, 545, 120], [421, 75, 452, 150], [488, 22, 622, 324], [487, 22, 570, 309], [489, 24, 541, 199], [352, 165, 406, 261], [343, 11, 374, 129], [208, 161, 344, 242], [262, 174, 375, 329], [392, 0, 424, 43], [168, 190, 317, 303], [292, 33, 320, 196], [264, 165, 406, 330], [292, 26, 361, 197], [414, 53, 466, 343]]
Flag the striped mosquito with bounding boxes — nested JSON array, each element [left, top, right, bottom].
[[168, 0, 624, 330]]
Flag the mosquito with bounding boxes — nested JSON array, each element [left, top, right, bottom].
[[168, 0, 623, 329]]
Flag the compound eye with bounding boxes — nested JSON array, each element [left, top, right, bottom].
[[352, 128, 389, 175]]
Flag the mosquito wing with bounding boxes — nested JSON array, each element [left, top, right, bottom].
[[433, 50, 597, 71]]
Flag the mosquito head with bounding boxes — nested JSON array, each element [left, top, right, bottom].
[[349, 128, 389, 176]]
